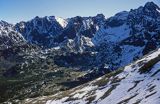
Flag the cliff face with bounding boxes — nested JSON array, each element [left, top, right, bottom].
[[0, 2, 160, 104]]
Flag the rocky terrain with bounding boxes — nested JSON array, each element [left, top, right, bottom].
[[21, 47, 160, 104], [0, 1, 160, 104]]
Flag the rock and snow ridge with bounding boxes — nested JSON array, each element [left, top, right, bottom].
[[0, 1, 160, 103], [1, 2, 160, 50], [0, 2, 159, 74], [0, 21, 26, 50], [22, 48, 160, 104]]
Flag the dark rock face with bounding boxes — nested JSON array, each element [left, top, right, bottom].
[[15, 16, 64, 48], [0, 2, 160, 103]]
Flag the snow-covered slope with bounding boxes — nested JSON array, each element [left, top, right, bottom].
[[0, 21, 25, 50], [22, 48, 160, 104], [91, 1, 160, 71], [1, 2, 160, 103], [55, 17, 68, 28]]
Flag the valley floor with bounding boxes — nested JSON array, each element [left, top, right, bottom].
[[20, 49, 160, 104]]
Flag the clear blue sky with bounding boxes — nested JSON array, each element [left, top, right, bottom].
[[0, 0, 159, 24]]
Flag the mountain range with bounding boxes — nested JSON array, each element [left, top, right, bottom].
[[0, 1, 160, 104]]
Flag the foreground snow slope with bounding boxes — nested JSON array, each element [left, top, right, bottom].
[[21, 48, 160, 104]]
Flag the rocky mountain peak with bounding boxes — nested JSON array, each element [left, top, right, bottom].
[[95, 14, 105, 19], [0, 20, 12, 27], [144, 1, 160, 11], [1, 2, 160, 104]]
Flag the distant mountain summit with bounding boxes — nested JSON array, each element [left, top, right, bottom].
[[0, 1, 160, 72], [0, 2, 160, 103], [14, 14, 105, 49], [0, 21, 25, 50]]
